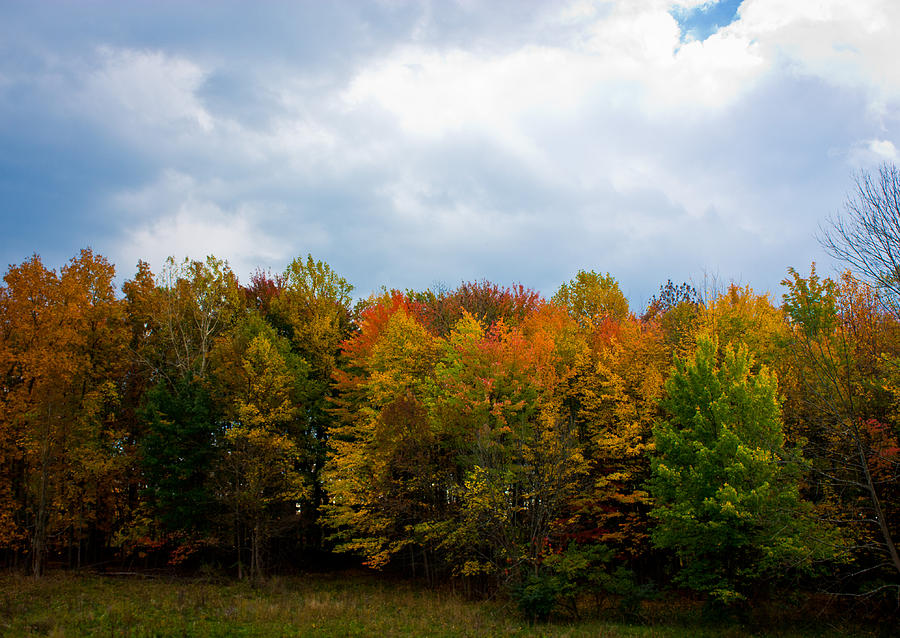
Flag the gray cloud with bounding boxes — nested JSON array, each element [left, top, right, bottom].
[[2, 0, 897, 312]]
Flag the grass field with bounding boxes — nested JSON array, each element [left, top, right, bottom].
[[0, 570, 884, 637]]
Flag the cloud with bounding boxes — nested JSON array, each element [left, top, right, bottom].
[[109, 171, 299, 282], [88, 1, 888, 296], [731, 0, 900, 109], [868, 139, 898, 161], [847, 138, 899, 167], [344, 3, 765, 138], [78, 47, 214, 138], [3, 0, 898, 304]]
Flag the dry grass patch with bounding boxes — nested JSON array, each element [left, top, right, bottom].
[[0, 571, 882, 637]]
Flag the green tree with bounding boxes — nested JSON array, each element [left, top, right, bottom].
[[649, 335, 809, 604], [128, 255, 241, 549], [140, 374, 217, 534]]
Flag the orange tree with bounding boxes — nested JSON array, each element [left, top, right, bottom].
[[0, 250, 127, 574], [325, 286, 589, 597]]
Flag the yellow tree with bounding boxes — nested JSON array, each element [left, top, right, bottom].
[[327, 292, 587, 590], [273, 254, 353, 380], [567, 313, 667, 566], [449, 307, 589, 582], [553, 270, 629, 329], [700, 284, 787, 369], [210, 315, 310, 579], [54, 250, 129, 568], [325, 295, 441, 572]]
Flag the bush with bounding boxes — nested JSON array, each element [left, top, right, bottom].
[[509, 542, 646, 622], [510, 569, 563, 623]]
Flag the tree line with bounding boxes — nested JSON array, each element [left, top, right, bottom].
[[2, 166, 900, 617]]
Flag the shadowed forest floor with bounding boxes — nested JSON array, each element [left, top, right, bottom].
[[0, 570, 887, 637]]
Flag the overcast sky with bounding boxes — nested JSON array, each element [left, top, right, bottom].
[[2, 0, 899, 308]]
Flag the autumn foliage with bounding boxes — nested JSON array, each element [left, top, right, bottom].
[[1, 251, 899, 619]]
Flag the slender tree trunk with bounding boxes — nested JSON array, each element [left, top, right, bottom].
[[856, 431, 900, 575], [252, 523, 260, 581], [841, 346, 900, 578], [235, 500, 243, 580], [76, 505, 83, 570], [32, 409, 51, 578]]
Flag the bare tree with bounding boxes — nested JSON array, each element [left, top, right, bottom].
[[821, 163, 900, 315], [808, 164, 900, 597]]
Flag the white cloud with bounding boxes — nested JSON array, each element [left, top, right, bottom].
[[868, 139, 898, 161], [110, 171, 301, 282], [848, 138, 899, 167], [671, 0, 722, 9], [79, 47, 214, 137], [337, 0, 768, 237], [731, 0, 900, 112], [118, 200, 293, 283], [342, 44, 584, 172], [343, 1, 767, 143]]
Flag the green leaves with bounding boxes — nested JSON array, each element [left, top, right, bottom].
[[782, 264, 839, 339], [650, 334, 807, 603], [140, 374, 217, 533]]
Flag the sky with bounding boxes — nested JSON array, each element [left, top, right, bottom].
[[2, 0, 899, 308]]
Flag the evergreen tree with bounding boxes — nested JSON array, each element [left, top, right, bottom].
[[140, 375, 218, 533]]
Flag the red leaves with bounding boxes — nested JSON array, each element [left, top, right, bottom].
[[862, 418, 900, 476], [243, 268, 285, 313]]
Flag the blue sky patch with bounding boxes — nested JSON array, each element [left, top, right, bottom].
[[672, 0, 743, 42]]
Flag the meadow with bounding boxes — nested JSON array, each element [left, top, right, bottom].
[[0, 570, 883, 638]]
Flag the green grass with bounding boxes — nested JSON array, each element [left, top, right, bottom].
[[0, 571, 881, 637]]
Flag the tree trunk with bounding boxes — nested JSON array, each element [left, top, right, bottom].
[[856, 429, 900, 576], [251, 523, 261, 581], [32, 409, 51, 578], [235, 501, 243, 580]]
